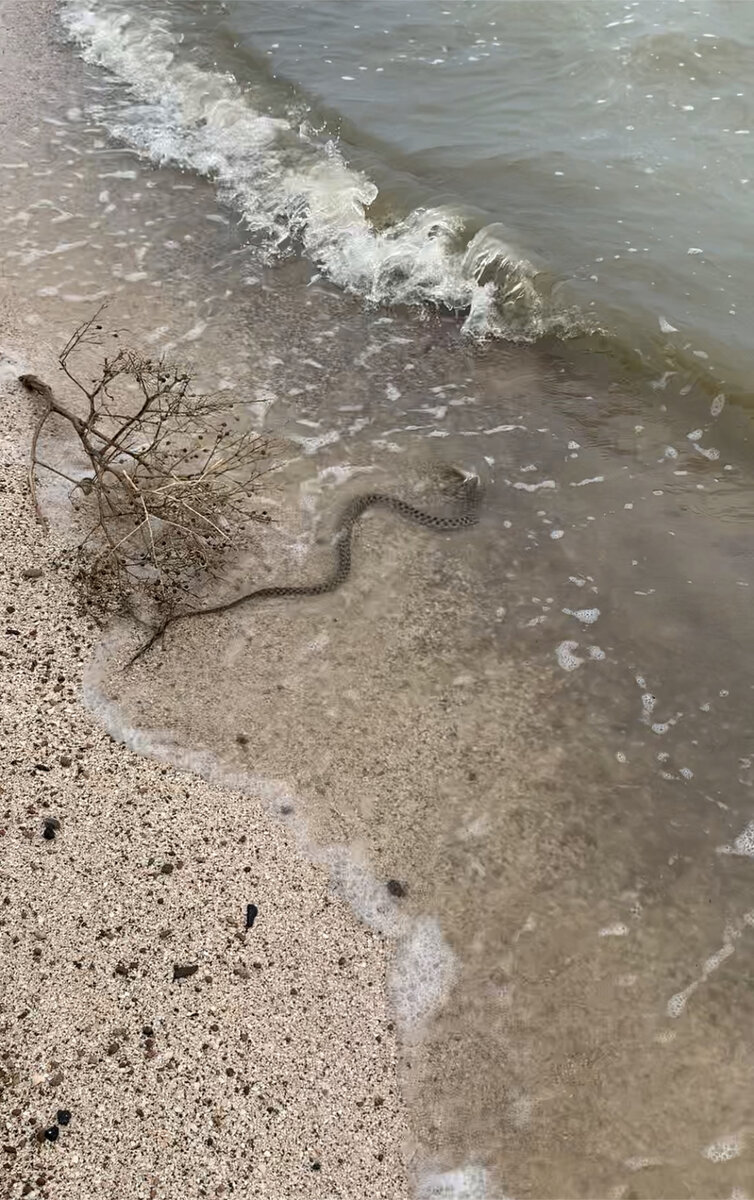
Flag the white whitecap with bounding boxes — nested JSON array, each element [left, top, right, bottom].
[[59, 0, 588, 344]]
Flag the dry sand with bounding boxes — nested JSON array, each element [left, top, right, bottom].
[[0, 314, 411, 1197]]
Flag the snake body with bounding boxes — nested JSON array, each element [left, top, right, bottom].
[[130, 472, 481, 662], [199, 474, 482, 619]]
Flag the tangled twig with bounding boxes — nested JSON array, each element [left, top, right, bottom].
[[20, 308, 274, 642]]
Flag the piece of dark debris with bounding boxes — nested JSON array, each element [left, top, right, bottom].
[[245, 903, 259, 930], [386, 879, 406, 898], [42, 818, 60, 842], [173, 963, 199, 981]]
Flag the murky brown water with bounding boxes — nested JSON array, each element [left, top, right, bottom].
[[4, 11, 754, 1198]]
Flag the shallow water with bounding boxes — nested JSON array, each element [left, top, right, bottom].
[[2, 2, 754, 1196], [60, 0, 754, 406]]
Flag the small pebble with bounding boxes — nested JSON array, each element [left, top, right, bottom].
[[386, 879, 406, 898], [43, 1126, 59, 1143], [245, 903, 259, 930], [172, 963, 199, 981], [21, 567, 43, 580], [42, 819, 59, 842], [56, 1110, 71, 1127]]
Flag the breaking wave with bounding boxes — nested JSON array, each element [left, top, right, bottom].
[[60, 0, 592, 343]]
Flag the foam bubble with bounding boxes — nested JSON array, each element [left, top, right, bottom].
[[667, 982, 697, 1018], [659, 315, 678, 333], [390, 918, 458, 1037], [418, 1165, 493, 1200], [556, 640, 583, 671], [512, 479, 556, 492], [702, 1133, 743, 1163], [291, 429, 342, 455], [718, 819, 754, 858], [625, 1156, 664, 1172], [563, 607, 600, 624]]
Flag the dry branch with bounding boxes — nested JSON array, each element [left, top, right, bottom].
[[20, 310, 274, 638]]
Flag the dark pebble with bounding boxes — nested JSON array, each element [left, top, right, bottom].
[[310, 1162, 321, 1172], [245, 903, 259, 930], [386, 879, 406, 898], [56, 1110, 71, 1127], [42, 819, 59, 842], [43, 1127, 59, 1143], [172, 963, 199, 981]]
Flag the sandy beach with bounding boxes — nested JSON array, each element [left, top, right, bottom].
[[0, 4, 412, 1194], [0, 336, 411, 1197]]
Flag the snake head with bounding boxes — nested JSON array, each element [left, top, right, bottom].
[[441, 464, 481, 499]]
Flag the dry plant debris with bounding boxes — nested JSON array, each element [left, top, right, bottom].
[[19, 309, 274, 639]]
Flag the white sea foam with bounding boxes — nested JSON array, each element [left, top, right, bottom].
[[419, 1165, 495, 1200], [702, 1133, 743, 1163], [556, 640, 583, 671], [60, 1, 587, 343], [83, 648, 457, 1039], [718, 819, 754, 858]]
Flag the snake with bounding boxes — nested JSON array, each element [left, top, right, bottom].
[[129, 469, 482, 663]]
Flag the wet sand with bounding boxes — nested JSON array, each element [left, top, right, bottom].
[[100, 405, 754, 1199]]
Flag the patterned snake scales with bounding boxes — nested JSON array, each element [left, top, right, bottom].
[[130, 469, 482, 663]]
